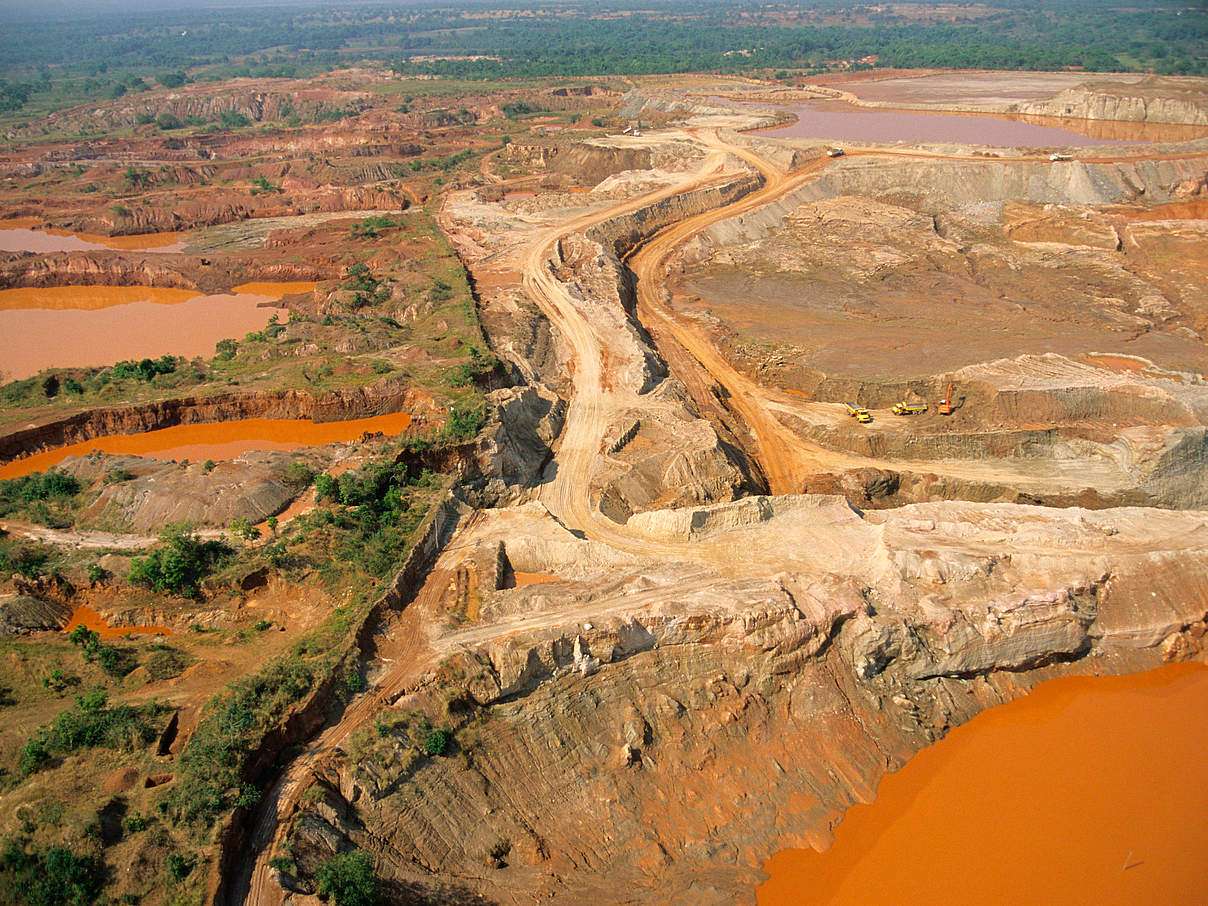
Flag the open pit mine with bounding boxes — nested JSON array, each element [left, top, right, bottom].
[[2, 64, 1207, 906]]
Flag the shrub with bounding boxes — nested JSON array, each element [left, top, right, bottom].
[[0, 468, 82, 528], [218, 110, 250, 128], [166, 657, 314, 826], [0, 840, 102, 906], [166, 851, 193, 881], [127, 524, 233, 599], [214, 338, 238, 360], [315, 850, 378, 906], [423, 727, 452, 756], [145, 647, 190, 681], [19, 691, 164, 776], [155, 112, 182, 130], [0, 535, 54, 579], [110, 356, 176, 382]]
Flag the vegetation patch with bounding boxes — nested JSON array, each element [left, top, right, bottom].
[[127, 525, 234, 599], [0, 839, 102, 906], [0, 470, 83, 529], [17, 689, 166, 777]]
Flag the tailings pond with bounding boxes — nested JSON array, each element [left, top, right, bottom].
[[750, 99, 1206, 146], [0, 412, 413, 480], [0, 283, 313, 380], [757, 661, 1208, 906], [0, 219, 184, 253]]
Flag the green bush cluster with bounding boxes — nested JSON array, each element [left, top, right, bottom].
[[315, 850, 378, 906], [0, 469, 82, 527], [0, 840, 101, 906], [350, 215, 397, 240], [68, 626, 134, 677], [166, 658, 314, 825], [0, 356, 196, 409], [0, 534, 57, 580], [110, 356, 177, 382], [127, 525, 233, 599], [19, 690, 165, 776], [312, 462, 435, 578]]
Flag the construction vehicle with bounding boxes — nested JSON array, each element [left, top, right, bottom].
[[844, 402, 873, 424], [938, 381, 955, 415], [892, 401, 928, 415], [1049, 152, 1072, 162], [828, 147, 845, 158]]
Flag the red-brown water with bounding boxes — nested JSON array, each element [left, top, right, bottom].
[[64, 604, 173, 639], [0, 412, 413, 480], [754, 99, 1181, 146], [0, 220, 185, 254], [757, 662, 1208, 906], [0, 286, 288, 380]]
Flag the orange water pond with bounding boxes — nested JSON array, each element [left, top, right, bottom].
[[0, 283, 316, 380], [757, 662, 1208, 906], [64, 604, 174, 639], [0, 220, 184, 253], [0, 412, 413, 480]]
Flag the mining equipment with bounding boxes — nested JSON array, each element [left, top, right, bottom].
[[845, 402, 873, 423], [828, 147, 845, 157], [1049, 152, 1072, 161], [938, 382, 956, 415], [892, 402, 928, 415]]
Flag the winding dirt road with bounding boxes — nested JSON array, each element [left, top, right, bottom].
[[240, 122, 1208, 903]]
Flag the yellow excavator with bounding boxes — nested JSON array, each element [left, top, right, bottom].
[[844, 402, 873, 423], [892, 401, 928, 415]]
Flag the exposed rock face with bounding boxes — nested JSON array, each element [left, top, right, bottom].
[[13, 85, 371, 139], [63, 452, 304, 532], [1014, 77, 1208, 125], [476, 385, 566, 501], [284, 494, 1208, 904], [0, 253, 200, 290], [0, 593, 72, 635]]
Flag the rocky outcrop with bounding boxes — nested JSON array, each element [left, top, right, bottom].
[[14, 84, 371, 139], [64, 452, 303, 532], [0, 593, 72, 635], [282, 494, 1208, 905], [475, 384, 566, 502], [0, 252, 199, 290], [1014, 78, 1208, 126]]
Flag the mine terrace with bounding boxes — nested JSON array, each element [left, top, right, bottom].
[[0, 2, 1205, 905]]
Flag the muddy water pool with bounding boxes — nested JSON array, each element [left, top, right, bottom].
[[0, 220, 184, 253], [0, 288, 288, 380], [753, 99, 1165, 146], [64, 604, 174, 639], [757, 662, 1208, 906], [0, 412, 414, 480]]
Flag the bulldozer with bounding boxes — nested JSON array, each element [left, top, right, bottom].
[[938, 381, 956, 415], [844, 402, 873, 423], [892, 401, 928, 415]]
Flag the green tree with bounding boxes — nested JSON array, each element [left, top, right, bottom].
[[315, 851, 378, 906]]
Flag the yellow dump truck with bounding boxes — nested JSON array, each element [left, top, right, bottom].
[[844, 402, 873, 423], [892, 402, 928, 415]]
